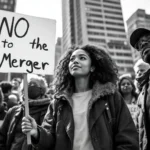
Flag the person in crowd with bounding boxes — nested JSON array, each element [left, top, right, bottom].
[[0, 81, 18, 110], [0, 88, 7, 126], [0, 75, 50, 150], [118, 76, 139, 127], [22, 45, 138, 150], [11, 78, 22, 103], [130, 28, 150, 150], [133, 58, 150, 94]]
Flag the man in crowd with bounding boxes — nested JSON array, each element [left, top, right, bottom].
[[133, 58, 150, 94], [130, 28, 150, 150]]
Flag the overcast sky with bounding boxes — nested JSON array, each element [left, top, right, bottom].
[[16, 0, 150, 38]]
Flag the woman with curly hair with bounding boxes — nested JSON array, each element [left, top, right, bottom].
[[118, 76, 139, 127], [22, 45, 138, 150]]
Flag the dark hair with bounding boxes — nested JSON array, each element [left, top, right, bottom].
[[0, 81, 13, 94], [118, 76, 138, 99], [52, 44, 118, 93]]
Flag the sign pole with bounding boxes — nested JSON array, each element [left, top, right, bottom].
[[7, 73, 11, 81], [23, 73, 31, 145]]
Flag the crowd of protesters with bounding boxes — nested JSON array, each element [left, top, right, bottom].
[[0, 27, 149, 150]]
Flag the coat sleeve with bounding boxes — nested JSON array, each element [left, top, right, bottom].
[[113, 91, 139, 150], [32, 101, 56, 150], [0, 108, 13, 150]]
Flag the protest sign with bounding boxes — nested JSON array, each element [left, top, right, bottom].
[[0, 10, 56, 75], [0, 10, 56, 145]]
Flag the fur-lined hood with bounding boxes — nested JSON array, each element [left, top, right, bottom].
[[54, 81, 116, 109]]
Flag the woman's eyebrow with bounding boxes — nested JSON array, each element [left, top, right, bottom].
[[78, 54, 89, 57]]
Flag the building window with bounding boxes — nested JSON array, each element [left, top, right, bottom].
[[103, 0, 120, 5], [107, 33, 126, 38], [105, 21, 124, 26], [105, 15, 123, 21], [86, 13, 102, 18], [87, 25, 104, 29], [85, 2, 101, 7], [88, 31, 105, 36], [117, 60, 133, 64], [106, 27, 125, 32], [103, 5, 121, 10], [88, 38, 106, 43], [87, 19, 103, 24], [86, 7, 102, 13], [90, 0, 100, 1], [104, 10, 122, 15]]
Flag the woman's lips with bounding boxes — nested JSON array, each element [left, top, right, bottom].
[[71, 65, 81, 69]]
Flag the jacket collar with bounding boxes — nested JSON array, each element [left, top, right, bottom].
[[54, 81, 116, 108]]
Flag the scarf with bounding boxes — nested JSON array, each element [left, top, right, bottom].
[[136, 69, 150, 89]]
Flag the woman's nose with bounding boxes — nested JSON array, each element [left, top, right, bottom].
[[73, 58, 79, 64]]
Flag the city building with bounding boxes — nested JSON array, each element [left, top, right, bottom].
[[55, 37, 62, 68], [62, 0, 134, 75], [0, 0, 16, 12], [127, 9, 150, 63]]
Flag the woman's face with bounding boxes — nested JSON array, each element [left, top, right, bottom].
[[120, 78, 133, 94], [68, 49, 92, 78]]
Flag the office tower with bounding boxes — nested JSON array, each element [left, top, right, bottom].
[[0, 0, 16, 12], [127, 9, 150, 63], [55, 37, 62, 68], [62, 0, 133, 75]]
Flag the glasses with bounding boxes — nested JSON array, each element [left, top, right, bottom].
[[135, 35, 150, 51]]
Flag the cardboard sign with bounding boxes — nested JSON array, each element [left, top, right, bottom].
[[0, 10, 56, 75]]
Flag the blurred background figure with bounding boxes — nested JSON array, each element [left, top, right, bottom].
[[118, 76, 139, 127], [0, 88, 7, 127], [0, 81, 18, 110], [11, 78, 23, 103], [133, 59, 150, 94], [0, 74, 51, 150]]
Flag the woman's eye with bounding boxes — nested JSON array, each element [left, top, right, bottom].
[[70, 57, 74, 61], [80, 57, 86, 60]]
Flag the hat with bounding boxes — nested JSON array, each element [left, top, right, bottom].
[[130, 28, 150, 49]]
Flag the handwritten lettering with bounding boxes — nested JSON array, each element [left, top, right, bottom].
[[0, 53, 49, 73], [1, 39, 13, 48], [29, 37, 48, 51], [0, 17, 29, 38]]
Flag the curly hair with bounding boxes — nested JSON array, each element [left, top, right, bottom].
[[28, 75, 48, 95], [53, 44, 118, 93], [117, 76, 138, 99]]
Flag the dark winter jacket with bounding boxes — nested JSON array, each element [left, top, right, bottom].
[[137, 82, 150, 150], [33, 81, 139, 150], [0, 102, 7, 126], [0, 97, 50, 150]]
